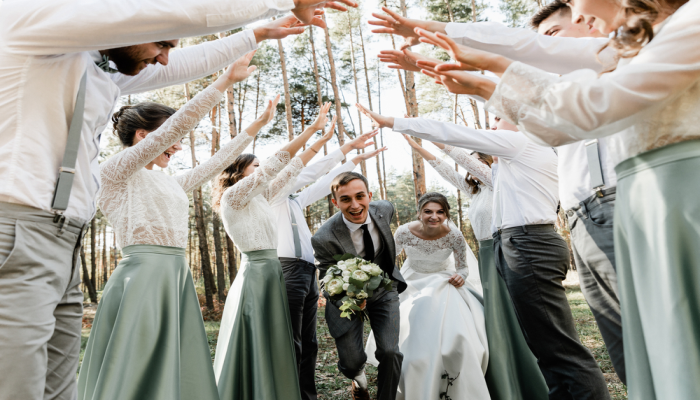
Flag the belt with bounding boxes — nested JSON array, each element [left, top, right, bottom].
[[493, 223, 556, 237], [279, 257, 315, 267], [566, 186, 616, 216]]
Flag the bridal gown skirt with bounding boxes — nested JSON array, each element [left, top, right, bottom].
[[477, 239, 548, 400], [213, 249, 301, 400], [366, 265, 490, 400], [614, 140, 700, 400], [77, 245, 219, 400]]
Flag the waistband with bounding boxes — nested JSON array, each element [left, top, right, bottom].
[[242, 249, 278, 261], [122, 244, 186, 257], [478, 239, 494, 249], [0, 201, 87, 235], [616, 139, 700, 180], [279, 257, 315, 267], [566, 187, 616, 214], [492, 224, 556, 238]]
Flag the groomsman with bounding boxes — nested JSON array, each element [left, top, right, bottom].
[[0, 0, 356, 398], [272, 131, 385, 400]]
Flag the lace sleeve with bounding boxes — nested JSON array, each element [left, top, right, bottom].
[[263, 157, 305, 204], [394, 224, 408, 255], [221, 150, 291, 211], [176, 132, 253, 192], [443, 145, 493, 189], [426, 157, 473, 197], [101, 85, 223, 184], [449, 226, 469, 280]]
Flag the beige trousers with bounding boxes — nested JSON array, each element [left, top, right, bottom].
[[0, 202, 86, 400]]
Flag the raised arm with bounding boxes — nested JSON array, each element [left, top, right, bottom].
[[176, 94, 279, 192], [101, 52, 256, 184], [221, 150, 294, 211], [441, 145, 492, 189], [0, 0, 294, 55]]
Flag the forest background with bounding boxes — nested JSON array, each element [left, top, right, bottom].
[[81, 0, 561, 309]]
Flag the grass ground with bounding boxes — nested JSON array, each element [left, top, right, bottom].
[[80, 282, 627, 399]]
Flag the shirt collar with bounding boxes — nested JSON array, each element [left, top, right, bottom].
[[342, 212, 372, 233]]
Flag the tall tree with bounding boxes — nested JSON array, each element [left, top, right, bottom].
[[81, 242, 98, 303], [278, 37, 295, 140], [102, 221, 108, 284], [210, 101, 228, 302], [323, 14, 346, 146], [184, 83, 216, 310], [90, 218, 97, 290]]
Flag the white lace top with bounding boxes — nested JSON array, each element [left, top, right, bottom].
[[220, 151, 304, 252], [395, 223, 469, 279], [427, 146, 494, 242], [98, 86, 254, 249], [485, 0, 700, 165]]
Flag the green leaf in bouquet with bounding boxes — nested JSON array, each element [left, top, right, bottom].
[[349, 277, 367, 288], [348, 303, 363, 312], [368, 276, 383, 291], [366, 288, 374, 298], [347, 284, 359, 294], [340, 311, 352, 320], [383, 279, 393, 291], [333, 253, 357, 262]]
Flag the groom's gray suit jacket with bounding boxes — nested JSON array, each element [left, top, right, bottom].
[[312, 200, 406, 338]]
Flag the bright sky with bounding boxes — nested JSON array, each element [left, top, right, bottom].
[[104, 0, 508, 198]]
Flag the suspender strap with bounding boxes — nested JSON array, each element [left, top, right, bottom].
[[585, 139, 605, 197], [52, 70, 88, 214], [288, 196, 303, 259]]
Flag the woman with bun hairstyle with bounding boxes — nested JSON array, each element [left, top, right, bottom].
[[77, 52, 267, 400]]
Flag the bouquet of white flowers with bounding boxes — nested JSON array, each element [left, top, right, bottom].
[[321, 254, 392, 320]]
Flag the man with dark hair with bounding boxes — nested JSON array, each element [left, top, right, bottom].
[[0, 1, 356, 399], [311, 172, 405, 400], [530, 0, 605, 38]]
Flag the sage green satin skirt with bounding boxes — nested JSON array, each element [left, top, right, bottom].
[[77, 245, 218, 400], [614, 140, 700, 400], [213, 249, 301, 400], [478, 239, 549, 400]]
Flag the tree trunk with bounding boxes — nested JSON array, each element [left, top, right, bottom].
[[358, 24, 385, 199], [383, 0, 411, 115], [377, 64, 390, 200], [226, 236, 238, 284], [399, 0, 426, 206], [347, 21, 367, 176], [323, 14, 345, 145], [81, 244, 98, 303], [219, 32, 238, 137], [277, 38, 295, 141], [89, 218, 96, 290], [102, 222, 108, 284], [210, 105, 227, 302], [184, 83, 215, 310]]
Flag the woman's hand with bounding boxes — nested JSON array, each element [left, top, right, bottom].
[[356, 103, 394, 129], [309, 102, 333, 132], [369, 7, 447, 50], [214, 51, 257, 92], [245, 94, 281, 137], [402, 134, 422, 150], [319, 115, 338, 142], [448, 273, 465, 288], [351, 146, 388, 166], [378, 49, 421, 72], [416, 28, 511, 75], [253, 11, 325, 42], [417, 60, 495, 98]]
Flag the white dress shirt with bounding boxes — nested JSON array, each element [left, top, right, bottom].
[[393, 118, 559, 232], [445, 21, 613, 75], [485, 0, 700, 165], [270, 149, 357, 263], [343, 213, 381, 260], [0, 0, 293, 220]]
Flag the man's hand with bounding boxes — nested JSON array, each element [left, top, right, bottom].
[[345, 129, 379, 152], [216, 51, 257, 90], [416, 58, 494, 98], [351, 146, 387, 165], [356, 103, 394, 129], [416, 28, 511, 75], [377, 49, 420, 72], [292, 0, 358, 25], [254, 11, 325, 43], [369, 7, 447, 50]]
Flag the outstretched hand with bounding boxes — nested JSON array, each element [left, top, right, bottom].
[[402, 134, 422, 150], [415, 28, 510, 74], [416, 59, 494, 97], [352, 145, 388, 165], [320, 115, 338, 142], [218, 51, 257, 88], [378, 49, 420, 72], [369, 7, 446, 50], [309, 102, 333, 132], [256, 94, 281, 125], [356, 103, 394, 129], [254, 11, 325, 42], [347, 129, 380, 151], [292, 0, 358, 25]]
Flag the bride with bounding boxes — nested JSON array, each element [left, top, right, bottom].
[[366, 192, 490, 400]]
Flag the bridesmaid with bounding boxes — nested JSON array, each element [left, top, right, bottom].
[[78, 53, 258, 400], [211, 104, 337, 400], [402, 134, 549, 400]]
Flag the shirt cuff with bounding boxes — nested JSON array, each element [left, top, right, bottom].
[[271, 0, 295, 12], [485, 61, 553, 125], [241, 28, 259, 51], [329, 148, 346, 164], [392, 117, 413, 132]]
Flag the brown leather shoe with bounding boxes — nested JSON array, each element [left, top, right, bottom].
[[351, 381, 370, 400]]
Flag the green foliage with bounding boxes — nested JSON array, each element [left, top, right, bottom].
[[499, 0, 538, 28]]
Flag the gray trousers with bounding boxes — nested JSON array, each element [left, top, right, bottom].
[[0, 202, 86, 400], [493, 224, 610, 400], [326, 285, 402, 400], [566, 188, 625, 384]]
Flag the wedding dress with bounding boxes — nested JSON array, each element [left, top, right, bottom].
[[366, 223, 490, 400]]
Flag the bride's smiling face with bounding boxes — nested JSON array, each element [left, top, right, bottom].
[[419, 202, 447, 228]]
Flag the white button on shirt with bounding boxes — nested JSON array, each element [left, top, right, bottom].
[[270, 149, 356, 263], [393, 117, 559, 232], [342, 213, 381, 260], [0, 0, 293, 220]]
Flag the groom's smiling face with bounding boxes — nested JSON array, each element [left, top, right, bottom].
[[332, 179, 373, 224]]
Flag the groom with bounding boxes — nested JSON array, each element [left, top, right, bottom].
[[311, 172, 406, 400]]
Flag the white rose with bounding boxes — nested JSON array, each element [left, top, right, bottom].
[[356, 290, 368, 300], [343, 283, 350, 291], [322, 274, 333, 284], [342, 271, 351, 279]]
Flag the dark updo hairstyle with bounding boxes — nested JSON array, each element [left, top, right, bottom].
[[465, 152, 494, 195], [112, 102, 176, 147], [417, 192, 451, 220], [212, 153, 257, 213]]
